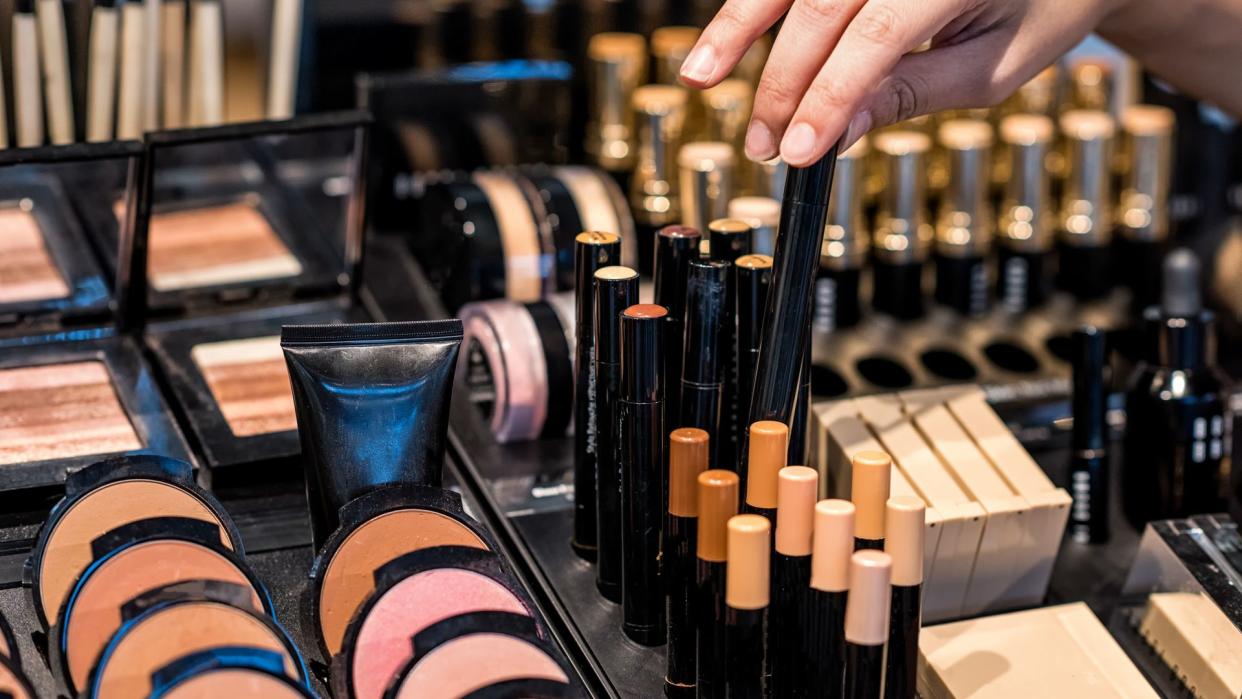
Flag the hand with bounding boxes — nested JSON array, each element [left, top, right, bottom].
[[679, 0, 1127, 166]]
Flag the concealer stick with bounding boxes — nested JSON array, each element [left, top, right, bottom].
[[743, 420, 787, 519], [843, 551, 892, 699], [187, 0, 223, 126], [883, 497, 925, 699], [87, 0, 120, 142], [696, 469, 739, 698], [770, 466, 818, 699], [725, 514, 770, 698], [851, 451, 892, 551], [36, 0, 74, 143], [810, 500, 855, 699], [267, 0, 301, 119], [116, 0, 145, 138], [13, 1, 45, 147], [665, 428, 709, 697]]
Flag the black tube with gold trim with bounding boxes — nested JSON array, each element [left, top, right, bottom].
[[871, 131, 932, 320], [934, 119, 994, 316], [997, 114, 1056, 313], [1056, 110, 1116, 301]]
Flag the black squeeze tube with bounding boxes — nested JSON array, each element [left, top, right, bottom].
[[281, 320, 462, 549], [620, 306, 667, 645], [681, 260, 730, 466], [884, 584, 921, 699], [724, 607, 766, 698], [574, 233, 622, 560], [655, 225, 702, 426], [709, 221, 752, 468], [770, 550, 812, 698], [595, 270, 639, 602], [995, 246, 1048, 313], [744, 149, 839, 474], [808, 589, 848, 699], [736, 258, 771, 487], [1070, 326, 1110, 544], [871, 259, 924, 320], [843, 641, 885, 699]]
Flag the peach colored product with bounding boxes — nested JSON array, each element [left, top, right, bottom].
[[92, 602, 298, 699], [318, 509, 489, 655], [390, 634, 568, 699], [64, 540, 262, 691], [472, 171, 545, 302], [457, 301, 549, 443], [145, 202, 303, 291], [0, 207, 70, 304], [0, 656, 34, 699], [351, 569, 530, 699], [0, 361, 141, 468], [162, 669, 307, 699], [1139, 592, 1242, 699], [191, 336, 296, 437], [36, 479, 230, 626]]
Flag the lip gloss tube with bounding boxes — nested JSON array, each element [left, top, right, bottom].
[[654, 225, 701, 425], [696, 469, 740, 698], [680, 259, 730, 465], [725, 514, 770, 698], [871, 132, 933, 320], [770, 466, 818, 699], [996, 115, 1056, 313], [809, 499, 854, 699], [883, 497, 925, 699], [594, 265, 640, 601], [620, 303, 668, 645], [843, 551, 892, 699], [743, 421, 787, 520], [1056, 110, 1116, 301], [666, 428, 710, 697], [934, 120, 994, 317], [573, 232, 623, 561], [851, 451, 892, 552]]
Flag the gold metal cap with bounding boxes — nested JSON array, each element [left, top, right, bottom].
[[651, 26, 700, 85], [936, 120, 995, 258], [697, 469, 740, 562], [811, 499, 855, 592], [775, 466, 818, 556], [998, 114, 1056, 252], [726, 514, 771, 610], [885, 496, 926, 586], [872, 131, 933, 264], [679, 141, 736, 233], [670, 428, 710, 517], [630, 84, 689, 226], [844, 551, 893, 646], [1059, 110, 1116, 248], [1117, 105, 1174, 243], [850, 451, 892, 542], [823, 136, 870, 271], [1010, 65, 1060, 117], [587, 33, 648, 171], [745, 421, 788, 509], [1068, 58, 1113, 113]]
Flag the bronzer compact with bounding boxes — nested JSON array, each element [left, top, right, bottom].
[[0, 143, 195, 495], [127, 112, 375, 486]]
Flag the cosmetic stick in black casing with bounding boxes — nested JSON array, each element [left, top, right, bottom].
[[697, 469, 740, 699], [594, 266, 639, 601], [725, 514, 770, 699], [934, 120, 994, 317], [708, 218, 752, 468], [996, 115, 1056, 314], [809, 500, 855, 699], [851, 451, 892, 552], [843, 551, 892, 699], [1055, 110, 1116, 302], [665, 428, 710, 698], [1070, 326, 1110, 544], [654, 225, 702, 427], [681, 259, 730, 460], [743, 421, 787, 520], [816, 137, 869, 334], [744, 151, 838, 475], [770, 467, 818, 699], [1115, 105, 1174, 313], [883, 497, 925, 699], [619, 304, 667, 645], [735, 255, 773, 465], [871, 131, 933, 321], [573, 231, 623, 561]]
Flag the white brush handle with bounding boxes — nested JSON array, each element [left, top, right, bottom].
[[161, 0, 185, 128], [36, 0, 74, 143], [87, 5, 119, 142], [117, 2, 146, 139], [13, 12, 45, 147], [267, 0, 301, 119], [188, 0, 223, 126]]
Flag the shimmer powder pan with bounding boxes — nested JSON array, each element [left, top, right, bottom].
[[385, 612, 569, 699], [309, 486, 494, 657], [27, 456, 242, 628], [335, 546, 534, 699], [190, 335, 296, 438]]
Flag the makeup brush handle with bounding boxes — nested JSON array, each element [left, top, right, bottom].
[[117, 1, 145, 139], [87, 6, 119, 142], [36, 0, 74, 144], [267, 0, 302, 119], [13, 12, 45, 147], [188, 0, 224, 126]]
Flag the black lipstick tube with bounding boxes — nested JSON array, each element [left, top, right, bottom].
[[1070, 325, 1109, 544], [595, 267, 639, 601], [708, 219, 752, 467], [744, 150, 839, 471], [681, 259, 730, 464], [574, 232, 623, 560], [655, 225, 702, 425], [735, 255, 772, 470], [620, 304, 668, 645]]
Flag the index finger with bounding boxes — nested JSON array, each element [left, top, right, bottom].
[[679, 0, 793, 88]]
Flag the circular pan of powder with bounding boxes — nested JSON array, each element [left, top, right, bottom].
[[27, 455, 242, 629], [87, 594, 306, 699], [461, 678, 575, 699], [0, 653, 37, 699], [52, 521, 271, 694], [148, 647, 314, 699], [307, 485, 495, 659], [333, 546, 535, 699], [383, 612, 569, 699]]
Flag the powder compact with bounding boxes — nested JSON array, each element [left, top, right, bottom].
[[147, 647, 315, 698], [135, 114, 376, 484]]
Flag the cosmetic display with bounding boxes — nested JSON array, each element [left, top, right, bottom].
[[630, 84, 689, 275], [996, 114, 1056, 313], [679, 142, 735, 237], [1056, 110, 1116, 301], [933, 120, 994, 317], [816, 136, 868, 333], [1115, 105, 1175, 311]]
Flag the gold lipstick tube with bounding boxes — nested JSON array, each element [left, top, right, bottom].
[[587, 33, 647, 172]]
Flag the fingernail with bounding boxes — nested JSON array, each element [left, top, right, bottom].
[[745, 120, 776, 160], [780, 122, 818, 165], [679, 44, 717, 84], [842, 110, 873, 149]]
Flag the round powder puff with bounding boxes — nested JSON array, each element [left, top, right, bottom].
[[390, 634, 569, 699]]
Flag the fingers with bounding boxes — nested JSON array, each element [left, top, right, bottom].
[[779, 0, 967, 166], [679, 0, 792, 89], [745, 0, 868, 160]]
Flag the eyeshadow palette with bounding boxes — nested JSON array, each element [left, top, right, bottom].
[[191, 335, 297, 438], [0, 207, 71, 305]]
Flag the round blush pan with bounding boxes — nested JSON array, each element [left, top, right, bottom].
[[0, 654, 35, 699], [32, 472, 238, 628], [388, 634, 569, 699], [156, 669, 312, 699], [60, 538, 265, 692], [350, 568, 530, 699], [90, 601, 300, 699], [316, 508, 489, 656]]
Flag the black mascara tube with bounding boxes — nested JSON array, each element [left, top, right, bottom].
[[574, 231, 623, 560], [681, 259, 730, 465], [654, 225, 701, 425], [620, 303, 668, 645], [1070, 325, 1109, 544], [594, 265, 640, 601]]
